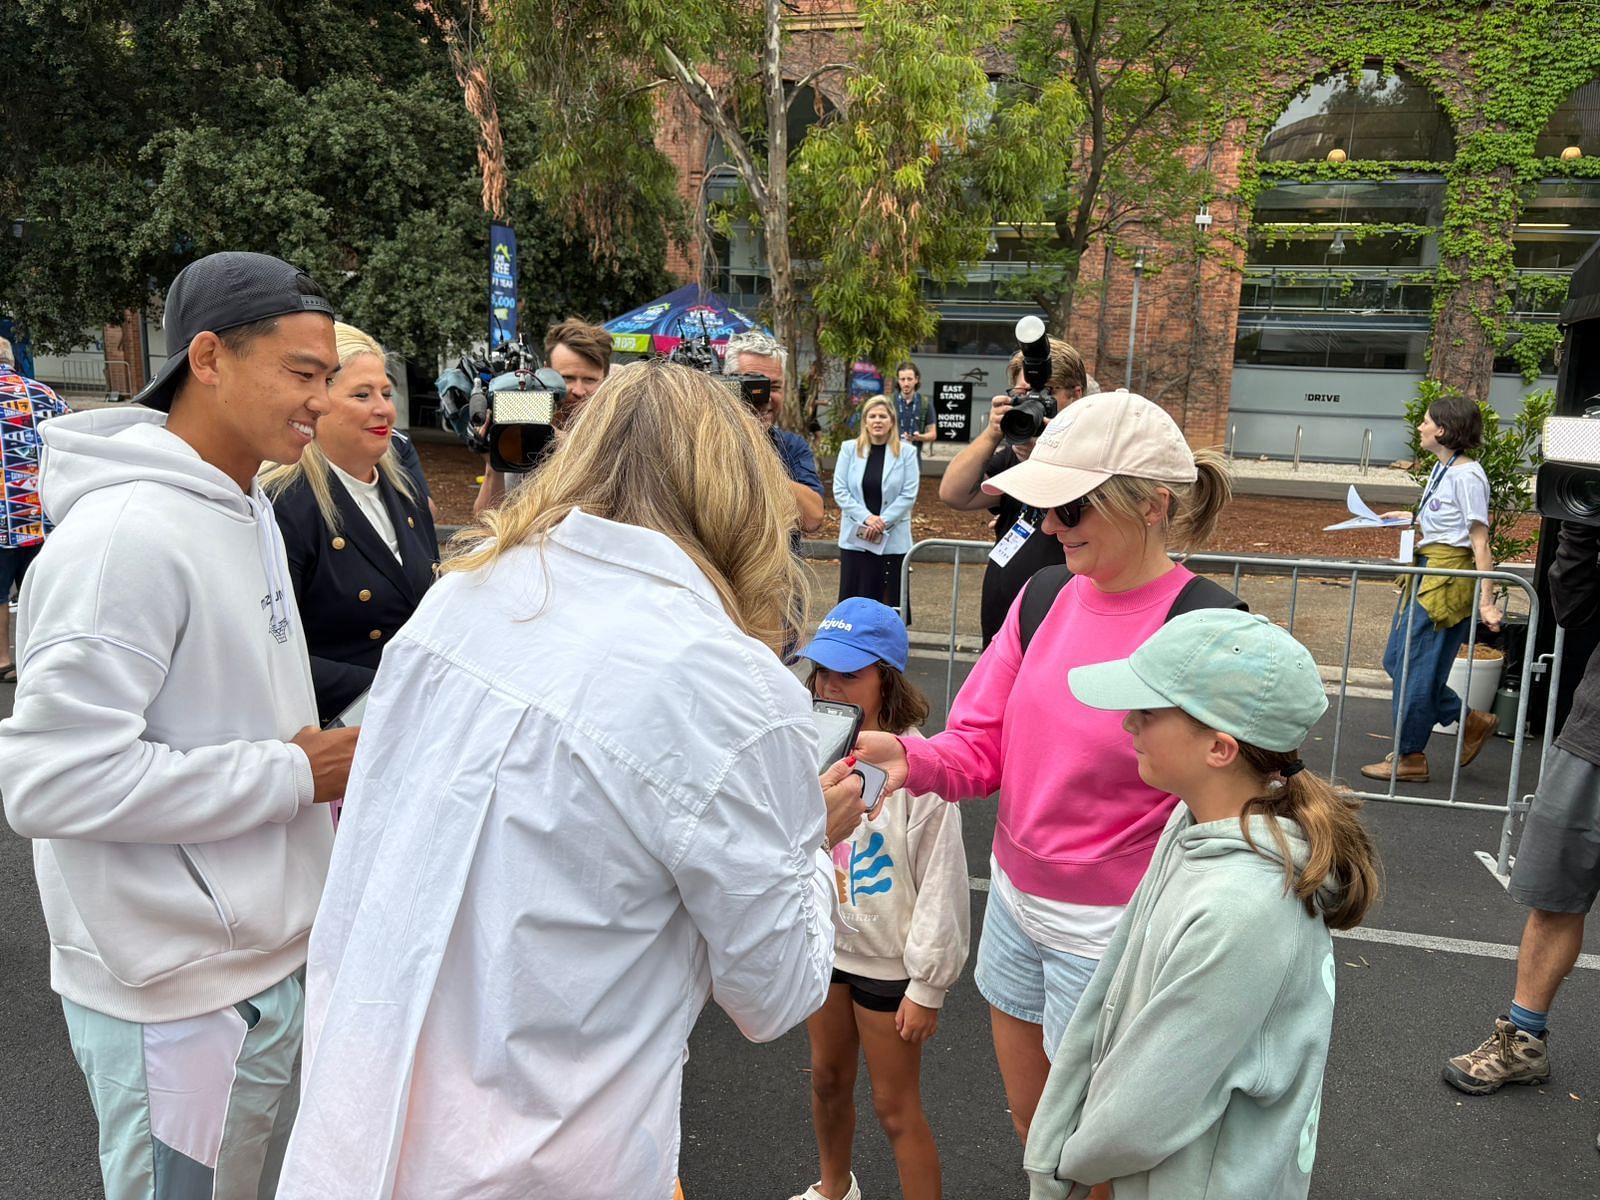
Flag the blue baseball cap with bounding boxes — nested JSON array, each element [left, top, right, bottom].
[[797, 598, 908, 673], [1068, 610, 1328, 752]]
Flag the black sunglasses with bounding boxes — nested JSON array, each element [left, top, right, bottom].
[[1051, 493, 1096, 528]]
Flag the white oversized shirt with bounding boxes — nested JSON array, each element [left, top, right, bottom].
[[277, 510, 836, 1200]]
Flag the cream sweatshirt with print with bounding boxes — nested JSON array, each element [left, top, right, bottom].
[[831, 739, 970, 1008]]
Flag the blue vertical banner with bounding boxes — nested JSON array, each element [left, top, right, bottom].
[[489, 223, 518, 347]]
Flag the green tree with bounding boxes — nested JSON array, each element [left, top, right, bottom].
[[791, 0, 1078, 370], [490, 0, 823, 420], [0, 1, 669, 361], [986, 0, 1265, 336]]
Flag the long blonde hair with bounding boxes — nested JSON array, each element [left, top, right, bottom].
[[259, 322, 417, 529], [855, 395, 902, 457], [444, 360, 812, 654]]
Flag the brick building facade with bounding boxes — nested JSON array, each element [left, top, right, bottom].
[[650, 5, 1600, 460]]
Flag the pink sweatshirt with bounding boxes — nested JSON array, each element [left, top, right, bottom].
[[902, 566, 1192, 906]]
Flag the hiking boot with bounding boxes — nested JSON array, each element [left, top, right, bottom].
[[1460, 710, 1500, 767], [1360, 752, 1429, 783], [1442, 1017, 1550, 1095]]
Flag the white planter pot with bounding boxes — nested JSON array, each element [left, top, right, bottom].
[[1433, 652, 1505, 734]]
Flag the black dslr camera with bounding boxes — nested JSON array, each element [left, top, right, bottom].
[[435, 340, 567, 474], [665, 332, 773, 413], [1537, 403, 1600, 526], [1000, 315, 1058, 445]]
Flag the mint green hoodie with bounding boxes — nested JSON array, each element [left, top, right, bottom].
[[1023, 805, 1338, 1200]]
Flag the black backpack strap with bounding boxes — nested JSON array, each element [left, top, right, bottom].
[[1166, 574, 1248, 621], [1018, 565, 1073, 655]]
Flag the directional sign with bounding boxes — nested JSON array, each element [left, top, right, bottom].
[[935, 381, 973, 442]]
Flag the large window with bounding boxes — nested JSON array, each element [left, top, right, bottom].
[[1261, 68, 1455, 164], [1535, 80, 1600, 158], [1236, 321, 1427, 371], [1249, 178, 1445, 268], [1242, 68, 1452, 370]]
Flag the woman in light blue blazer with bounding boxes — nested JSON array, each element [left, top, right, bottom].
[[833, 395, 921, 607]]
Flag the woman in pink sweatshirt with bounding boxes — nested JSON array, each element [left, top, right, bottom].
[[856, 389, 1233, 1147]]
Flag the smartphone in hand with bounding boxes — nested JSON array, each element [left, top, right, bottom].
[[811, 699, 863, 768]]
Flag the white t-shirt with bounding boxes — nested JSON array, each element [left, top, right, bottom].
[[1417, 458, 1490, 549], [330, 463, 401, 560], [990, 855, 1123, 960]]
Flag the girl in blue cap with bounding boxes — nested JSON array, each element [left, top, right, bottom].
[[1023, 610, 1379, 1200], [790, 598, 970, 1200]]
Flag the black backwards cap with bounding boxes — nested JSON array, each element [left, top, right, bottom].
[[135, 252, 334, 412]]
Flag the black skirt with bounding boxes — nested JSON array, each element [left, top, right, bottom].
[[839, 548, 905, 609]]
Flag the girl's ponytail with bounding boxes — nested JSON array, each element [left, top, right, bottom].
[[1236, 744, 1380, 930]]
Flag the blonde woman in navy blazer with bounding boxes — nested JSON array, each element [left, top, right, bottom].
[[261, 323, 438, 724], [833, 395, 920, 607]]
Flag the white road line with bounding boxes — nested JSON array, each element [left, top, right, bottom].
[[1332, 925, 1600, 971], [964, 875, 1600, 970]]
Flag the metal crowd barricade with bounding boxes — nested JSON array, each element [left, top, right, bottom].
[[898, 540, 1556, 874]]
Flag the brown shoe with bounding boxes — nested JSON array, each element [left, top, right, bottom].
[[1460, 710, 1500, 767], [1442, 1017, 1550, 1095], [1360, 752, 1429, 783]]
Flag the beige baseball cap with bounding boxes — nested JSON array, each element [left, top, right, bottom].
[[982, 388, 1197, 508]]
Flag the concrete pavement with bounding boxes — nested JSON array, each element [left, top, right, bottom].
[[2, 656, 1596, 1199]]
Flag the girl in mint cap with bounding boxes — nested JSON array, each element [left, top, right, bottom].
[[1024, 610, 1379, 1200], [789, 599, 970, 1200]]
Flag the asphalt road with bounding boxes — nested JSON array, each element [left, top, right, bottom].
[[2, 657, 1598, 1199]]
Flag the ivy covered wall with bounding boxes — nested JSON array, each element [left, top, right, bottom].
[[1229, 0, 1600, 402]]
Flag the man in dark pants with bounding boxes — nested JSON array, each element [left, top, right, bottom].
[[937, 338, 1090, 647], [1442, 517, 1600, 1141]]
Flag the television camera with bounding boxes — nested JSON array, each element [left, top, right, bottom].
[[1537, 403, 1600, 526], [435, 340, 566, 474], [665, 330, 773, 414]]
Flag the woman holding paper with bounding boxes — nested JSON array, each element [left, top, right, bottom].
[[1363, 395, 1503, 784], [834, 395, 920, 607]]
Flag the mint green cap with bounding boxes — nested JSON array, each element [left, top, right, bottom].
[[1068, 610, 1327, 752]]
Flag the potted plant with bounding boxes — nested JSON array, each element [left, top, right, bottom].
[[1402, 381, 1552, 729]]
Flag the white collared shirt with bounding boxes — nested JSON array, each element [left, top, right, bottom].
[[329, 461, 400, 560], [278, 509, 835, 1200]]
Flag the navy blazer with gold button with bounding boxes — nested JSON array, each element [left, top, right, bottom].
[[271, 466, 439, 724]]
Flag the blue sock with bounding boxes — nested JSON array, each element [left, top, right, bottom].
[[1508, 1002, 1548, 1037]]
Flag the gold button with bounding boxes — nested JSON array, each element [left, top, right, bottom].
[[407, 516, 415, 528], [331, 536, 346, 550], [368, 629, 383, 641], [358, 589, 372, 602]]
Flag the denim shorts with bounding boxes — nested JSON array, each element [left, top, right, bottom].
[[974, 888, 1100, 1060]]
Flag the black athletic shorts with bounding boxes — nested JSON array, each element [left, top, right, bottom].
[[831, 968, 910, 1013]]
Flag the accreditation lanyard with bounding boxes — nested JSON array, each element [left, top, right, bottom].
[[1415, 452, 1460, 528]]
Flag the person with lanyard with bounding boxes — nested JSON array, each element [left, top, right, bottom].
[[1363, 394, 1503, 784], [833, 395, 920, 607], [892, 361, 936, 457], [261, 322, 439, 726], [937, 337, 1091, 647]]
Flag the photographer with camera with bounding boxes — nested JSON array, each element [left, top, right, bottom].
[[1440, 511, 1600, 1109], [938, 320, 1091, 647], [471, 317, 610, 517], [724, 330, 826, 538]]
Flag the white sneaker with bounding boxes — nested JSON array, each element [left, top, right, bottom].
[[789, 1175, 861, 1200]]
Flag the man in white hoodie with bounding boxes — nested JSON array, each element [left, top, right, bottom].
[[0, 251, 359, 1200]]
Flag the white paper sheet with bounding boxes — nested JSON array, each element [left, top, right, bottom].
[[1323, 485, 1414, 532]]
